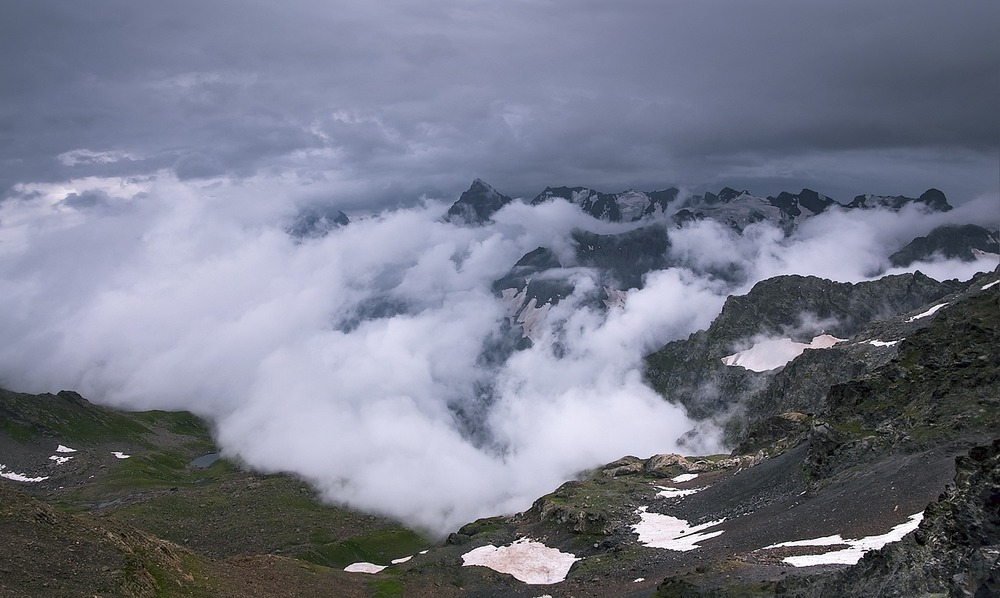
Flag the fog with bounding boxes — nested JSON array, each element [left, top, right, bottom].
[[0, 173, 996, 534]]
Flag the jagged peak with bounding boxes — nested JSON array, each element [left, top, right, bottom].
[[717, 187, 751, 202]]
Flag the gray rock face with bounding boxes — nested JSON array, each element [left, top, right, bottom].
[[846, 187, 953, 212], [781, 439, 1000, 598], [644, 272, 967, 427], [890, 223, 1000, 267], [769, 188, 838, 217], [492, 226, 673, 338], [444, 178, 514, 225], [530, 186, 681, 222]]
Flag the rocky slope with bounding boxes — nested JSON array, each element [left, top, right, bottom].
[[643, 271, 968, 430], [889, 223, 999, 267], [0, 389, 429, 596]]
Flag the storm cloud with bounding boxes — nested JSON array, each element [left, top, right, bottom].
[[1, 1, 997, 207]]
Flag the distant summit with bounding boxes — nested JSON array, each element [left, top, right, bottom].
[[846, 188, 953, 212], [447, 180, 956, 231], [890, 224, 999, 267], [286, 204, 350, 239], [530, 186, 681, 222], [444, 179, 514, 225]]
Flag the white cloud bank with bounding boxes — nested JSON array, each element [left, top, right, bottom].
[[0, 173, 995, 534]]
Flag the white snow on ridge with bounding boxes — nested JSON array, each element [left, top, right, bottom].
[[49, 455, 73, 465], [616, 190, 650, 222], [55, 445, 77, 453], [866, 339, 900, 347], [982, 280, 999, 291], [906, 303, 947, 322], [112, 451, 131, 459], [390, 555, 412, 564], [461, 538, 579, 585], [632, 507, 725, 551], [762, 512, 924, 567], [722, 334, 846, 372], [344, 562, 387, 574], [671, 473, 699, 483], [0, 464, 48, 482]]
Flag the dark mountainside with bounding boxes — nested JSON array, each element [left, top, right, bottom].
[[643, 272, 965, 429], [889, 224, 999, 267], [2, 178, 997, 597]]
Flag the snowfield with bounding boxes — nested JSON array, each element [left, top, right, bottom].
[[671, 473, 699, 483], [761, 512, 924, 566], [461, 538, 580, 584], [722, 334, 846, 372], [656, 486, 703, 499], [906, 303, 948, 322], [0, 464, 48, 482], [866, 339, 901, 347], [632, 507, 725, 551], [344, 562, 387, 574]]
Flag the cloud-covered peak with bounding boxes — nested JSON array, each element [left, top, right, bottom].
[[444, 179, 515, 225]]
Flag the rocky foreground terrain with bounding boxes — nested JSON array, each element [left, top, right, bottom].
[[1, 265, 996, 597]]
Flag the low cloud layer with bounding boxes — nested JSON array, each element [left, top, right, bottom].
[[0, 172, 995, 533]]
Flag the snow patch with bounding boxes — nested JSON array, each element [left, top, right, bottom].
[[616, 190, 650, 222], [762, 512, 923, 567], [112, 452, 131, 459], [49, 455, 73, 465], [982, 280, 999, 290], [344, 562, 387, 574], [634, 577, 645, 582], [722, 334, 846, 372], [906, 303, 947, 322], [655, 485, 703, 499], [0, 464, 48, 482], [55, 445, 77, 453], [390, 555, 412, 564], [632, 506, 725, 551], [671, 473, 699, 483], [461, 537, 580, 584], [866, 339, 900, 347]]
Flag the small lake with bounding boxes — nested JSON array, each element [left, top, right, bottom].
[[190, 452, 221, 468]]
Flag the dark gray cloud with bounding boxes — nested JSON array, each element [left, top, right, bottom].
[[1, 0, 997, 207]]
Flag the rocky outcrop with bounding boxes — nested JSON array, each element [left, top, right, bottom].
[[444, 178, 514, 225], [780, 440, 1000, 597], [530, 186, 681, 222], [846, 187, 953, 212], [644, 272, 965, 426], [890, 223, 1000, 267]]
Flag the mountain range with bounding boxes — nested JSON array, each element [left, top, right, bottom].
[[1, 178, 998, 597]]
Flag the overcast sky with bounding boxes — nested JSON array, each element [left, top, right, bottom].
[[2, 0, 998, 210]]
